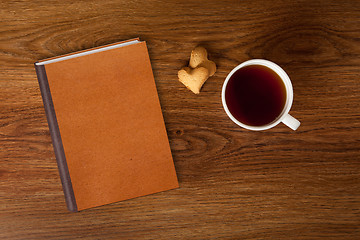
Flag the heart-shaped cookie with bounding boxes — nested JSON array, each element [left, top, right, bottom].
[[178, 67, 209, 94], [189, 46, 216, 76]]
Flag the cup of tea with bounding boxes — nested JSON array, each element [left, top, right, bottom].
[[221, 59, 300, 131]]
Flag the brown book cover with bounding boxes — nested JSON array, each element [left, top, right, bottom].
[[34, 38, 179, 212]]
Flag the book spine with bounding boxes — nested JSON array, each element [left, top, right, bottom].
[[34, 64, 78, 212]]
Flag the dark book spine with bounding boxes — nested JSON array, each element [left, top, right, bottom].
[[34, 64, 78, 212]]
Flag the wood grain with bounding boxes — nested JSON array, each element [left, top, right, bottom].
[[1, 0, 359, 239]]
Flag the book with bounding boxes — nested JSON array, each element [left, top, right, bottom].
[[34, 38, 179, 212]]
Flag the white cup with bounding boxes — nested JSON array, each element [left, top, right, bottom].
[[221, 59, 300, 131]]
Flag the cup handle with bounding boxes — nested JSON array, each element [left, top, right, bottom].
[[282, 114, 300, 130]]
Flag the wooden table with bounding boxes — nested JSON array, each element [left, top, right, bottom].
[[1, 0, 359, 239]]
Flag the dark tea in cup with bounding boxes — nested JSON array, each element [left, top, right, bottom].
[[224, 64, 286, 126], [222, 59, 300, 131]]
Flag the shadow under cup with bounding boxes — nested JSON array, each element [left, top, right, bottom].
[[222, 59, 299, 131]]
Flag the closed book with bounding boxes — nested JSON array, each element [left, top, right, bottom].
[[34, 38, 178, 212]]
